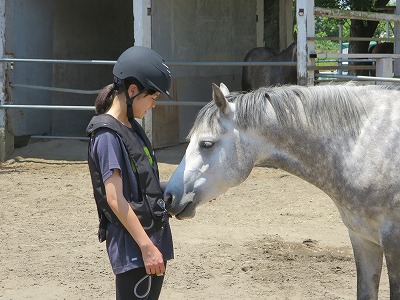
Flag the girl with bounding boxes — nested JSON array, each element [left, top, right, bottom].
[[87, 46, 174, 300]]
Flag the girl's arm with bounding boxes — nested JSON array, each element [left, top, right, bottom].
[[104, 169, 165, 275]]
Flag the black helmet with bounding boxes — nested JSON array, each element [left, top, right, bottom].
[[113, 46, 171, 98]]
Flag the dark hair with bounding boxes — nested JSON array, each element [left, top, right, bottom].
[[95, 78, 158, 115], [95, 84, 116, 115]]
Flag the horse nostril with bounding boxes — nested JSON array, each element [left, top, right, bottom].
[[164, 193, 172, 205]]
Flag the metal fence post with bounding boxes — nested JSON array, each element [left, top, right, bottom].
[[306, 0, 315, 86], [395, 0, 400, 77], [376, 57, 393, 80], [0, 0, 12, 161], [296, 0, 308, 86]]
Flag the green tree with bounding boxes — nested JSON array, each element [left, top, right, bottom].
[[315, 0, 392, 74], [315, 0, 391, 52]]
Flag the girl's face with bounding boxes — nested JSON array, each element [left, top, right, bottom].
[[130, 87, 161, 119]]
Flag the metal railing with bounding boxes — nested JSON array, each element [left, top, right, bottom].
[[0, 57, 296, 141], [0, 57, 297, 66], [0, 56, 395, 141], [0, 57, 297, 111]]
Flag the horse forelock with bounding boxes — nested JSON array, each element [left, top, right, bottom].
[[187, 100, 227, 140]]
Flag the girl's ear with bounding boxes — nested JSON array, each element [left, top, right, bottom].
[[128, 84, 139, 98]]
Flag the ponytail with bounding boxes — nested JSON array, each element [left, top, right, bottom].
[[95, 84, 116, 115]]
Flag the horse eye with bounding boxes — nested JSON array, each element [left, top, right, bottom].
[[199, 141, 214, 149]]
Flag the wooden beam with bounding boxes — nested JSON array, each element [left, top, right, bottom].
[[0, 0, 9, 161], [315, 7, 400, 22], [296, 0, 308, 85], [309, 37, 400, 42], [316, 53, 400, 59]]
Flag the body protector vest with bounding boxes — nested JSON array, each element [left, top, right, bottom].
[[86, 114, 168, 242]]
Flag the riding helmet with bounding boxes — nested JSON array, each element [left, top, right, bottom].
[[113, 46, 171, 98]]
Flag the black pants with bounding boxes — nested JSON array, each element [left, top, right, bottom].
[[115, 267, 165, 300]]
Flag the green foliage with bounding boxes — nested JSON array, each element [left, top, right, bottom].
[[314, 0, 394, 54], [373, 21, 394, 38], [315, 0, 378, 10], [315, 16, 351, 38]]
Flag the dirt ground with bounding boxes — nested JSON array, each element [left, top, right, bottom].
[[0, 139, 391, 300]]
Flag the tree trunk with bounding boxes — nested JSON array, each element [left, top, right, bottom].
[[349, 20, 379, 75], [348, 0, 390, 75]]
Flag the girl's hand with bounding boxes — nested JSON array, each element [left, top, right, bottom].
[[141, 242, 165, 275], [105, 171, 166, 275]]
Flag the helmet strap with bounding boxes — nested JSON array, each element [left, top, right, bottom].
[[124, 87, 147, 121], [125, 89, 134, 120], [114, 77, 147, 120]]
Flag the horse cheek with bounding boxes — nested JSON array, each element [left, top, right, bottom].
[[220, 138, 254, 187]]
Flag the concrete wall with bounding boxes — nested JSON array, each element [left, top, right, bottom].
[[51, 0, 133, 136], [4, 0, 133, 141], [1, 0, 260, 153], [152, 0, 257, 142], [265, 0, 294, 51], [5, 0, 54, 138]]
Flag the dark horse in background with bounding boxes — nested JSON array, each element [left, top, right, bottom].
[[368, 42, 394, 76], [370, 42, 394, 54], [241, 42, 297, 91]]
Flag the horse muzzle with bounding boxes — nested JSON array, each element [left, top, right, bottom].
[[163, 192, 197, 220]]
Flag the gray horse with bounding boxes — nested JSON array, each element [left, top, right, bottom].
[[165, 83, 400, 299], [242, 42, 297, 91]]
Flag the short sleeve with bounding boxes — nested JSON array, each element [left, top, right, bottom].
[[91, 129, 124, 183]]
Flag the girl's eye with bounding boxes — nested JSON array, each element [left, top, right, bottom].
[[199, 141, 214, 149]]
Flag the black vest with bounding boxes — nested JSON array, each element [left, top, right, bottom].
[[86, 114, 168, 242]]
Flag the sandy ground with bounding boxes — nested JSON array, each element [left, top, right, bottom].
[[0, 139, 391, 300]]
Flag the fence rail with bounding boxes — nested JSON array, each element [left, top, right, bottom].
[[317, 73, 400, 83], [296, 0, 400, 85], [0, 57, 296, 114], [0, 57, 296, 67], [314, 6, 400, 22]]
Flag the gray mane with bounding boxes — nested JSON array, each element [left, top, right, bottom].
[[189, 84, 395, 139], [237, 84, 367, 134]]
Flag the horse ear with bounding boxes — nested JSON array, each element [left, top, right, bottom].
[[219, 83, 230, 96], [212, 83, 230, 115]]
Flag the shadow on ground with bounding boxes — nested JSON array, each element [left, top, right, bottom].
[[5, 139, 187, 165]]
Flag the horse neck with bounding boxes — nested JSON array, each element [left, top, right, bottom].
[[255, 120, 352, 190]]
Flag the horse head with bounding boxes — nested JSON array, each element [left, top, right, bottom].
[[164, 83, 259, 219]]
